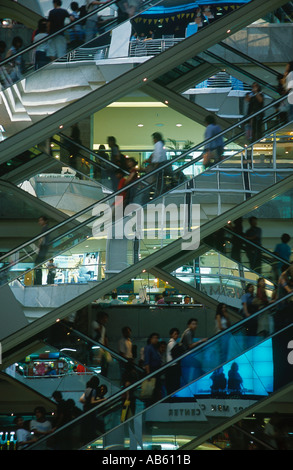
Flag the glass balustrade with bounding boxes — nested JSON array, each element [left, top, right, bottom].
[[0, 0, 256, 147], [0, 0, 163, 92], [6, 320, 145, 401], [0, 102, 292, 297], [25, 292, 293, 450]]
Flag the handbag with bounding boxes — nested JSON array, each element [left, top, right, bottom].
[[171, 342, 188, 359], [140, 378, 156, 401], [120, 399, 131, 422]]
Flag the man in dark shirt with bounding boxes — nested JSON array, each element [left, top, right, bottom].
[[144, 333, 162, 404], [180, 318, 207, 385], [245, 216, 262, 273], [34, 216, 50, 285], [47, 0, 70, 60], [144, 333, 161, 374], [248, 82, 264, 142]]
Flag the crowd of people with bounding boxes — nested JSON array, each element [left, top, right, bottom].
[[0, 1, 244, 91], [10, 258, 293, 449], [214, 216, 292, 283], [0, 0, 141, 86], [95, 132, 172, 204], [13, 392, 83, 450]]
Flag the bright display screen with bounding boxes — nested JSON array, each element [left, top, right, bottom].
[[174, 338, 274, 398]]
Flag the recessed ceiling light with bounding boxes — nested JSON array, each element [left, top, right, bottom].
[[176, 124, 182, 127], [138, 124, 144, 127]]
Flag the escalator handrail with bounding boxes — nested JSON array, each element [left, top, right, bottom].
[[223, 226, 292, 268], [171, 109, 282, 176], [60, 321, 145, 375], [0, 93, 288, 265], [54, 106, 282, 183], [26, 289, 293, 449], [56, 134, 129, 173], [218, 41, 280, 78], [203, 49, 279, 94]]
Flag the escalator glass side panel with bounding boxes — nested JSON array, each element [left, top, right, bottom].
[[0, 108, 292, 296], [201, 48, 279, 97], [202, 226, 291, 286], [1, 2, 274, 151], [6, 320, 144, 403], [216, 42, 280, 88], [27, 293, 293, 450], [0, 0, 164, 86], [0, 147, 43, 178]]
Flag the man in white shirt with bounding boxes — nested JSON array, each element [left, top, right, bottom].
[[118, 326, 133, 383], [166, 327, 181, 395], [151, 132, 167, 166], [29, 407, 52, 440], [147, 132, 167, 197], [166, 327, 179, 362], [118, 326, 133, 360]]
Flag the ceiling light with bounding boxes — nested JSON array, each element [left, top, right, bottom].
[[138, 124, 144, 127], [176, 124, 182, 127], [107, 102, 167, 108]]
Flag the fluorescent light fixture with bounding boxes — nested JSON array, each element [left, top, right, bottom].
[[107, 101, 168, 108]]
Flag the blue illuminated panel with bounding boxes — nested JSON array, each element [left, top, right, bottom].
[[174, 338, 273, 398]]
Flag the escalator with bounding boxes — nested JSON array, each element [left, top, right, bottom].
[[17, 291, 293, 450], [0, 0, 287, 164], [0, 2, 288, 185], [0, 30, 286, 190], [168, 224, 292, 290], [2, 318, 147, 411], [164, 39, 281, 96], [199, 45, 280, 99], [0, 86, 290, 258], [1, 103, 293, 368], [1, 94, 290, 280], [146, 40, 282, 123], [3, 219, 287, 369], [4, 191, 290, 440], [151, 234, 282, 316]]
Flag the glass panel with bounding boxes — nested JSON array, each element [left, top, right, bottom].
[[210, 421, 288, 450], [0, 101, 292, 293], [0, 0, 254, 147], [0, 0, 161, 90], [200, 44, 280, 99], [25, 293, 293, 450], [0, 146, 44, 179], [6, 319, 144, 402], [203, 225, 291, 285]]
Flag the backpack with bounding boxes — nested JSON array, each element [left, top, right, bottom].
[[171, 342, 187, 360]]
